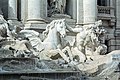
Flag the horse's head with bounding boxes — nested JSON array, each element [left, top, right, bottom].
[[55, 19, 66, 38]]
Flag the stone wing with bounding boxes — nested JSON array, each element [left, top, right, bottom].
[[20, 30, 44, 51]]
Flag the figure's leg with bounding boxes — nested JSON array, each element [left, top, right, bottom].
[[48, 49, 70, 63]]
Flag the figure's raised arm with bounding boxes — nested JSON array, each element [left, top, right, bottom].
[[66, 24, 83, 33]]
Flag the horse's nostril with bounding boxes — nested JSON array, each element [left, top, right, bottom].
[[61, 35, 64, 38], [63, 35, 65, 37]]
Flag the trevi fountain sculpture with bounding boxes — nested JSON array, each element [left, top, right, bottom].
[[0, 14, 119, 80]]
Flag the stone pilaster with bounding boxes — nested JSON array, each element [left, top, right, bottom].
[[116, 0, 120, 28], [76, 0, 83, 25], [21, 0, 27, 23], [76, 0, 97, 26], [8, 0, 17, 20], [72, 0, 77, 19], [110, 0, 115, 27]]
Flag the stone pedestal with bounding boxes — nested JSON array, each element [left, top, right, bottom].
[[76, 0, 97, 26], [25, 0, 47, 29], [8, 0, 17, 20]]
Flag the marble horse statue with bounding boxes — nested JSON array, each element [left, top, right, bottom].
[[20, 19, 67, 52]]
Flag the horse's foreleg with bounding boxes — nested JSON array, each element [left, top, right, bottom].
[[57, 49, 70, 63], [83, 46, 88, 62], [25, 42, 34, 52], [62, 46, 73, 62]]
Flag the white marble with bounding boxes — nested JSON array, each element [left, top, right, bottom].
[[22, 19, 67, 51]]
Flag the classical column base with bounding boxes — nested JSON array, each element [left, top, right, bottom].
[[25, 18, 47, 29], [7, 18, 17, 20], [26, 18, 46, 24], [25, 19, 47, 31]]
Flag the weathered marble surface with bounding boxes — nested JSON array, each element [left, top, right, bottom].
[[0, 14, 120, 80]]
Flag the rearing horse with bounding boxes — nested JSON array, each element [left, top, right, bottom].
[[20, 19, 67, 51], [42, 19, 67, 50]]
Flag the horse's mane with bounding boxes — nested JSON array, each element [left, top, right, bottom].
[[42, 20, 55, 38]]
